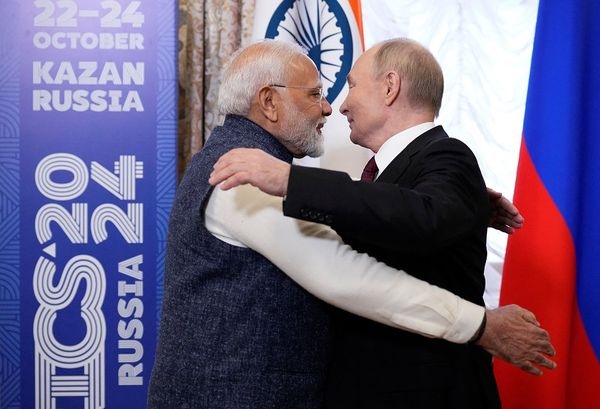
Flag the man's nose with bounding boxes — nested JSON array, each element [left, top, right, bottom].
[[339, 98, 348, 116], [321, 98, 333, 116]]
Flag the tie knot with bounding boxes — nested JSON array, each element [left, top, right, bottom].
[[361, 156, 379, 182]]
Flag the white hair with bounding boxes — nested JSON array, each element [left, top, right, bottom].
[[217, 40, 309, 115]]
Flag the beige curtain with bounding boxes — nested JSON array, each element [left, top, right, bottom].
[[177, 0, 256, 178]]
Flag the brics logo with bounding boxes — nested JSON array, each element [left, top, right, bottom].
[[265, 0, 355, 104]]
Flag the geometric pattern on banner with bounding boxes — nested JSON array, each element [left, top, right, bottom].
[[154, 0, 177, 324], [0, 1, 21, 407], [1, 0, 177, 407]]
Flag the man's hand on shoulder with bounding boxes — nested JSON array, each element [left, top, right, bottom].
[[477, 304, 557, 376], [209, 148, 291, 197]]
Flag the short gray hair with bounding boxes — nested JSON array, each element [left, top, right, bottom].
[[218, 40, 308, 115], [373, 38, 444, 117]]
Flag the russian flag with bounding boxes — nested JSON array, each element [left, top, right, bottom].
[[495, 0, 600, 408]]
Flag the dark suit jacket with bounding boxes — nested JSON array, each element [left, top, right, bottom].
[[284, 126, 501, 409]]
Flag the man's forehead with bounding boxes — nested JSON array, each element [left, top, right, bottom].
[[347, 51, 373, 81], [292, 57, 322, 85], [346, 63, 362, 82]]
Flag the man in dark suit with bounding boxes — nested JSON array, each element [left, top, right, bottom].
[[292, 38, 499, 408], [209, 38, 556, 408]]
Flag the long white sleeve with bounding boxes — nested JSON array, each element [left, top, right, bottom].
[[205, 184, 484, 344]]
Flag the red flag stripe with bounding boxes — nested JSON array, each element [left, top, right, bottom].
[[496, 139, 574, 408]]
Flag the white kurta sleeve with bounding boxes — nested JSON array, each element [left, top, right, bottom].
[[205, 184, 484, 344]]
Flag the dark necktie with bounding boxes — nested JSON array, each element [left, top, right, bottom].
[[360, 156, 379, 182]]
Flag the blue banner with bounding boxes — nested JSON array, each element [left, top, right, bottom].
[[1, 0, 177, 407]]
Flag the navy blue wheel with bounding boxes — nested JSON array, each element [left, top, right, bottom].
[[265, 0, 354, 103]]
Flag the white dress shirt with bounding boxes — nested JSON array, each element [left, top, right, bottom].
[[204, 183, 484, 343], [371, 122, 436, 179]]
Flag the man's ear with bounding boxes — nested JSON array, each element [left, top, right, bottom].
[[257, 85, 279, 122], [384, 71, 400, 106]]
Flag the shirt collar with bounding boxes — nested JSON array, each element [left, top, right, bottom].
[[374, 122, 435, 177]]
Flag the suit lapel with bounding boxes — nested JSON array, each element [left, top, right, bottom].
[[377, 126, 448, 183]]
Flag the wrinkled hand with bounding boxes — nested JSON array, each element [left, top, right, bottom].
[[208, 148, 291, 197], [487, 187, 524, 234], [477, 304, 556, 376]]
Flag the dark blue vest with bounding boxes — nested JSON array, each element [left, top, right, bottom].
[[148, 115, 331, 409]]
